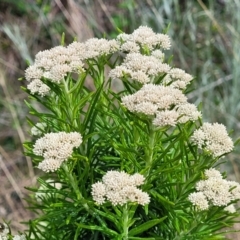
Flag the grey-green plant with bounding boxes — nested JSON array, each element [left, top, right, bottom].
[[2, 26, 240, 240]]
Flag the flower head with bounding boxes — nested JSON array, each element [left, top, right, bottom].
[[117, 26, 171, 51], [188, 192, 209, 210], [189, 168, 240, 210], [25, 65, 44, 81], [191, 123, 234, 157], [91, 182, 106, 205], [120, 41, 140, 53], [162, 68, 193, 90], [204, 168, 223, 179], [91, 171, 149, 206], [152, 50, 165, 61], [33, 132, 82, 172], [153, 110, 179, 127], [83, 38, 119, 59], [27, 79, 50, 96], [196, 177, 231, 206], [121, 84, 187, 116], [25, 44, 84, 96], [109, 53, 170, 84], [26, 38, 119, 96], [175, 103, 201, 124]]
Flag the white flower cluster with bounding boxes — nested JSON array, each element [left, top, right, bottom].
[[33, 132, 82, 172], [26, 78, 50, 96], [109, 53, 170, 84], [82, 38, 119, 59], [108, 27, 199, 127], [25, 26, 191, 98], [25, 38, 120, 96], [191, 123, 234, 157], [188, 168, 240, 211], [162, 68, 193, 90], [0, 223, 26, 240], [122, 84, 186, 114], [91, 171, 150, 206], [121, 84, 201, 127], [110, 26, 193, 90], [117, 26, 171, 51]]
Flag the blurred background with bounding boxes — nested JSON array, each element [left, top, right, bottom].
[[0, 0, 240, 237]]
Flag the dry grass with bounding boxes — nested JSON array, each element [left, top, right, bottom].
[[0, 67, 36, 233]]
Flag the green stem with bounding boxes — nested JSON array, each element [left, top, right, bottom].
[[99, 64, 105, 86], [145, 123, 156, 171], [62, 163, 82, 200], [62, 164, 107, 230], [62, 78, 79, 129], [122, 204, 129, 240]]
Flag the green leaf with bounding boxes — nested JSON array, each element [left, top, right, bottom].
[[76, 223, 118, 237], [150, 190, 175, 206], [127, 218, 138, 228], [94, 208, 120, 230], [234, 137, 240, 146], [72, 91, 94, 117], [128, 217, 167, 236], [129, 237, 158, 240]]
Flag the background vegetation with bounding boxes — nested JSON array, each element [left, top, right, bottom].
[[0, 0, 240, 237]]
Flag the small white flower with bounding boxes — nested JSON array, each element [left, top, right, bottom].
[[27, 79, 50, 96], [189, 168, 240, 210], [91, 182, 106, 205], [153, 110, 179, 127], [123, 26, 171, 50], [191, 123, 234, 157], [25, 65, 43, 81], [175, 103, 201, 123], [129, 173, 146, 186], [162, 68, 193, 90], [204, 168, 222, 179], [120, 41, 140, 53], [188, 192, 209, 210], [152, 50, 165, 61], [196, 177, 231, 206], [33, 132, 82, 172], [92, 171, 150, 206], [121, 84, 187, 116]]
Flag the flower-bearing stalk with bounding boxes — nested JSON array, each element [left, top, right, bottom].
[[62, 78, 79, 129], [122, 204, 129, 240], [145, 123, 156, 173], [62, 163, 82, 201]]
